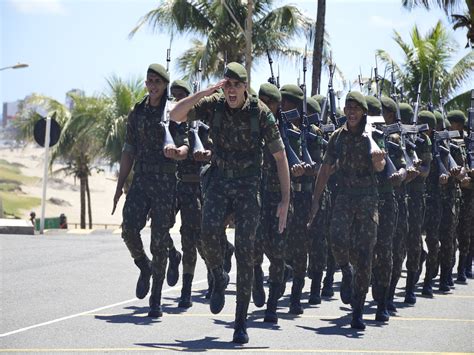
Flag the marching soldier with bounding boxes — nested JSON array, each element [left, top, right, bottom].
[[308, 92, 386, 330], [112, 64, 189, 317], [170, 62, 290, 344]]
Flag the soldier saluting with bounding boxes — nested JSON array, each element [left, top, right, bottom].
[[170, 62, 290, 344]]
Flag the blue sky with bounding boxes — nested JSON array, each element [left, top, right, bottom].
[[1, 0, 471, 106]]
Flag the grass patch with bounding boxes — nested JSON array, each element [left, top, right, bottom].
[[0, 166, 38, 185], [0, 182, 21, 192], [0, 191, 41, 217]]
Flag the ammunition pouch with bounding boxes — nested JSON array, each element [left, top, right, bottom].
[[134, 161, 177, 175]]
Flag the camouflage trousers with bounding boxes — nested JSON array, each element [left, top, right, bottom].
[[287, 190, 312, 279], [458, 188, 474, 256], [330, 193, 378, 299], [391, 193, 408, 287], [122, 172, 177, 281], [406, 190, 425, 272], [176, 180, 206, 275], [308, 190, 331, 276], [372, 192, 398, 288], [439, 186, 460, 270], [254, 189, 292, 284], [201, 173, 260, 303], [424, 190, 442, 279]]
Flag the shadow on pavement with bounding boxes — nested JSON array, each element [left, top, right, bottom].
[[94, 306, 160, 326], [136, 336, 269, 351], [297, 315, 365, 338]]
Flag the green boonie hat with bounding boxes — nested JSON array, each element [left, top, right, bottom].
[[381, 96, 397, 113], [259, 83, 281, 103], [307, 97, 321, 114], [365, 95, 382, 116], [312, 94, 326, 106], [447, 110, 467, 124], [170, 79, 191, 95], [224, 62, 247, 82], [399, 103, 414, 124], [280, 84, 304, 104], [418, 110, 436, 129], [433, 110, 443, 123], [249, 87, 257, 97], [345, 91, 368, 111], [147, 63, 170, 83]]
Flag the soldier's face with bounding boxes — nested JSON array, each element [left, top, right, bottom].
[[171, 88, 189, 102], [259, 95, 279, 115], [146, 72, 167, 102], [383, 110, 396, 124], [281, 98, 298, 112], [344, 101, 365, 128], [223, 78, 247, 108]]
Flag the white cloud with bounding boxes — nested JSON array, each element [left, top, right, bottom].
[[9, 0, 67, 15], [369, 15, 409, 29]]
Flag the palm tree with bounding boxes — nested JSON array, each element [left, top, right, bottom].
[[129, 0, 313, 85], [98, 75, 146, 193], [402, 0, 473, 48], [16, 93, 109, 229], [311, 0, 326, 95], [376, 21, 474, 108]]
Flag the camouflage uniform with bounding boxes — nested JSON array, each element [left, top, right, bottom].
[[187, 92, 284, 307], [438, 140, 464, 289], [324, 122, 379, 316], [122, 96, 188, 297], [371, 131, 403, 315]]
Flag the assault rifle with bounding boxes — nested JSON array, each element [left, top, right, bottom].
[[190, 60, 209, 154], [162, 45, 176, 148], [266, 50, 280, 88], [466, 90, 474, 170]]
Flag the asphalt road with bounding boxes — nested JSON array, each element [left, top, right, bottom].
[[1, 229, 473, 354]]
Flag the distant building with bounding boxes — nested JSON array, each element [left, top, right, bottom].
[[65, 89, 85, 110], [2, 100, 21, 127]]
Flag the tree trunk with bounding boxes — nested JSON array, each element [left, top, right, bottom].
[[311, 0, 326, 96], [245, 0, 253, 87], [86, 175, 92, 229], [80, 175, 86, 229]]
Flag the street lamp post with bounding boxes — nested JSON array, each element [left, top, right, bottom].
[[0, 63, 29, 71]]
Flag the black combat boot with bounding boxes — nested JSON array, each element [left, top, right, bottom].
[[308, 271, 323, 305], [252, 265, 266, 308], [289, 277, 305, 315], [321, 274, 335, 297], [264, 282, 281, 323], [350, 294, 366, 330], [210, 266, 229, 314], [232, 301, 250, 344], [340, 264, 353, 305], [439, 268, 451, 292], [278, 264, 293, 298], [148, 277, 164, 317], [422, 264, 434, 297], [205, 269, 213, 299], [466, 253, 473, 278], [166, 247, 182, 287], [178, 273, 193, 308], [456, 254, 467, 283], [414, 249, 427, 284], [375, 286, 390, 322], [134, 256, 152, 299], [224, 242, 235, 273], [387, 276, 398, 313], [404, 271, 417, 304]]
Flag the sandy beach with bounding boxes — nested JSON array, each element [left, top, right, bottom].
[[1, 143, 124, 228]]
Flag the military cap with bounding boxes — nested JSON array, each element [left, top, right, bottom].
[[147, 63, 170, 83], [433, 110, 443, 123], [417, 110, 436, 129], [381, 96, 397, 113], [312, 94, 326, 106], [224, 62, 247, 82], [447, 110, 467, 124], [365, 95, 382, 116], [399, 103, 414, 124], [259, 83, 281, 103], [345, 91, 368, 111], [307, 97, 321, 114], [249, 87, 257, 97], [280, 84, 304, 104], [170, 79, 191, 95]]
